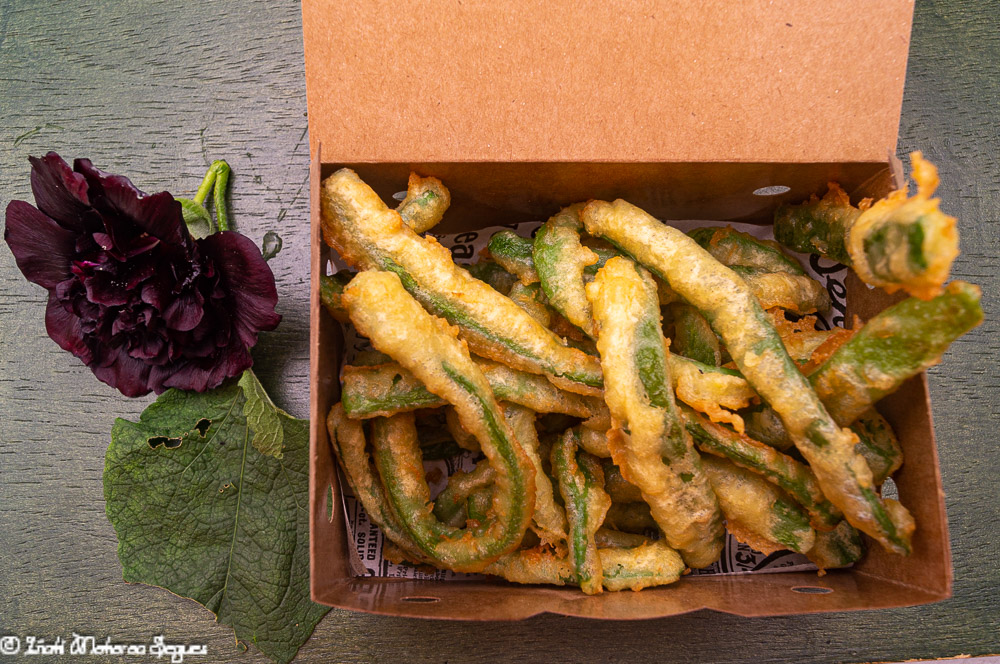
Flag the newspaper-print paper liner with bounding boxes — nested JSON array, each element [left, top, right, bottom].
[[328, 220, 849, 580]]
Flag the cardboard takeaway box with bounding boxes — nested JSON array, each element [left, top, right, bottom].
[[304, 0, 951, 618]]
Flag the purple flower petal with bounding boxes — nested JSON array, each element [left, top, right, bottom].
[[45, 293, 91, 364], [75, 158, 189, 247], [5, 201, 76, 289], [29, 153, 92, 232], [199, 232, 281, 347], [162, 288, 205, 332], [90, 345, 154, 397]]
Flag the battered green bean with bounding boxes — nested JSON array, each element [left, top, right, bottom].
[[431, 459, 495, 527], [551, 428, 611, 594], [340, 357, 600, 420], [488, 230, 539, 285], [594, 527, 649, 549], [850, 409, 903, 486], [343, 271, 535, 571], [509, 282, 552, 327], [322, 168, 603, 395], [603, 502, 658, 534], [326, 403, 430, 563], [601, 460, 644, 504], [806, 519, 865, 571], [774, 153, 959, 299], [689, 226, 829, 315], [701, 455, 816, 555], [464, 260, 517, 296], [533, 204, 601, 338], [810, 280, 983, 426], [319, 272, 354, 322], [582, 199, 914, 555], [445, 406, 480, 452], [505, 404, 568, 546], [669, 302, 723, 366], [587, 256, 724, 568], [395, 173, 451, 234], [681, 405, 842, 530], [482, 540, 685, 591]]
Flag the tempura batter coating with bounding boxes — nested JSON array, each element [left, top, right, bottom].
[[506, 404, 568, 546], [702, 455, 816, 555], [582, 199, 914, 555], [340, 357, 601, 420], [775, 153, 959, 300], [551, 429, 610, 594], [322, 168, 603, 395], [587, 256, 724, 568], [396, 172, 451, 234], [488, 230, 539, 285], [533, 204, 600, 338], [343, 271, 535, 571]]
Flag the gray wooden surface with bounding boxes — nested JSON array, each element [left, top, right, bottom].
[[0, 1, 997, 662]]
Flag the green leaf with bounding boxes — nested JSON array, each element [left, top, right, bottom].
[[239, 369, 286, 458], [103, 375, 328, 664], [177, 197, 213, 239]]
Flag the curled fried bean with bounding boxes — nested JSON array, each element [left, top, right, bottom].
[[343, 271, 534, 571], [431, 459, 495, 527], [701, 455, 816, 555], [321, 168, 603, 395], [582, 199, 914, 555], [587, 256, 724, 568], [775, 153, 959, 299], [396, 173, 451, 234]]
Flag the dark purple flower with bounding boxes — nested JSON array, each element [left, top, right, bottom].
[[4, 153, 281, 397]]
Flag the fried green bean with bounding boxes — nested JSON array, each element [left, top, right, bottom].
[[551, 428, 611, 594], [702, 455, 816, 555], [464, 260, 517, 296], [341, 358, 600, 420], [533, 204, 601, 338], [850, 409, 903, 486], [431, 459, 495, 527], [587, 256, 724, 568], [326, 403, 430, 563], [689, 226, 829, 315], [603, 501, 658, 534], [319, 271, 354, 322], [594, 527, 649, 549], [396, 173, 451, 234], [669, 302, 723, 366], [774, 153, 959, 299], [487, 230, 539, 285], [689, 226, 808, 276], [681, 405, 842, 530], [322, 168, 603, 395], [445, 406, 480, 452], [582, 199, 914, 555], [509, 281, 552, 327], [668, 355, 758, 433], [810, 280, 983, 426], [806, 519, 866, 571], [343, 271, 534, 571], [482, 540, 685, 591], [601, 460, 644, 504], [578, 426, 612, 458], [505, 404, 568, 546]]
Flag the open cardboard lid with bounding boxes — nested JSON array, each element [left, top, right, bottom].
[[302, 0, 914, 163]]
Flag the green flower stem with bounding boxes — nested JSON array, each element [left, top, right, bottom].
[[211, 160, 231, 232]]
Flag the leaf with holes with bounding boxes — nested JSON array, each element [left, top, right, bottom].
[[103, 374, 328, 664]]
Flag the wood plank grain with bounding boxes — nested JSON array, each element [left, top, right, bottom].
[[0, 0, 997, 662]]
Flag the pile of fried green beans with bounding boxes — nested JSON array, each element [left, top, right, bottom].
[[320, 158, 981, 594]]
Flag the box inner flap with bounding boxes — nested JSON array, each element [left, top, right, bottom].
[[303, 0, 914, 163]]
